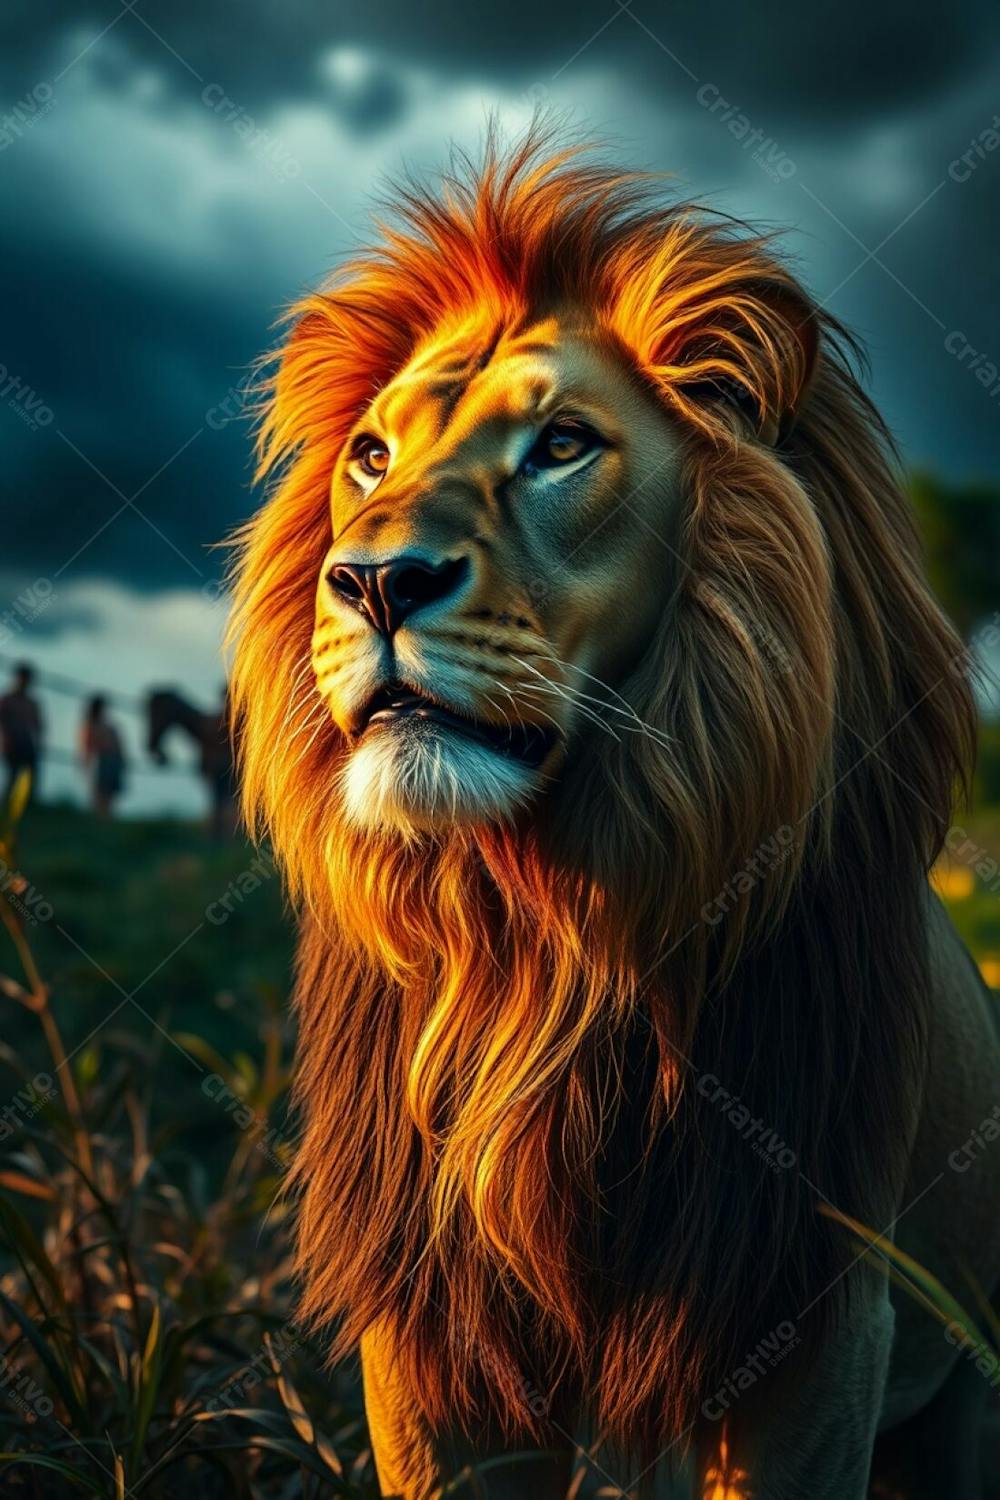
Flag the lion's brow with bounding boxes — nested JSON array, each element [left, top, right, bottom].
[[382, 321, 560, 444], [400, 339, 503, 436]]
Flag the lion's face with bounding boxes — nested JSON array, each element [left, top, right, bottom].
[[312, 313, 684, 833]]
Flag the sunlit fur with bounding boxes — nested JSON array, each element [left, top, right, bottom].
[[227, 129, 975, 1477]]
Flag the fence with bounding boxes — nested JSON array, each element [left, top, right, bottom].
[[0, 652, 204, 785]]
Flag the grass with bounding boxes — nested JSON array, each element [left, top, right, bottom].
[[0, 790, 997, 1496], [0, 793, 370, 1497]]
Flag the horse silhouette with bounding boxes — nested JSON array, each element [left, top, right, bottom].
[[147, 688, 236, 838]]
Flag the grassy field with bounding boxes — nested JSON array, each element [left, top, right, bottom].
[[0, 801, 372, 1498], [0, 795, 997, 1496], [2, 803, 292, 1072]]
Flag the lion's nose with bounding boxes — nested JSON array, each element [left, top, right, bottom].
[[327, 555, 469, 636]]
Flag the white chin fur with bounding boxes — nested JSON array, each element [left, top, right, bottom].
[[341, 720, 538, 835]]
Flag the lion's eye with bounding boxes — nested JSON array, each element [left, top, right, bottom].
[[352, 435, 391, 479], [522, 420, 601, 476]]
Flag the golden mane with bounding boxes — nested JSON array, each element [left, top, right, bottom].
[[227, 130, 975, 1469]]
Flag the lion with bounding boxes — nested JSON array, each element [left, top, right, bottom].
[[228, 131, 1000, 1499]]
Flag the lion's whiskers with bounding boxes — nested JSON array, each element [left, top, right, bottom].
[[510, 653, 673, 750], [287, 706, 334, 768], [480, 691, 515, 736], [278, 653, 319, 735], [496, 682, 571, 746], [530, 649, 677, 749], [505, 675, 621, 745], [286, 695, 328, 744]]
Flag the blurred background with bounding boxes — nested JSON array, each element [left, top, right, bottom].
[[0, 2, 998, 1494]]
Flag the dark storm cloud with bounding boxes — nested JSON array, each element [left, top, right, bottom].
[[5, 0, 998, 125], [342, 0, 999, 127], [2, 234, 260, 587], [1, 0, 998, 592]]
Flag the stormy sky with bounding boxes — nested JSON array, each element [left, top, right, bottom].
[[2, 0, 999, 811]]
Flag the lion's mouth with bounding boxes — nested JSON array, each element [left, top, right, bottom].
[[354, 684, 557, 769]]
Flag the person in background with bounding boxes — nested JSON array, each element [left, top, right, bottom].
[[0, 662, 43, 804], [80, 695, 126, 818]]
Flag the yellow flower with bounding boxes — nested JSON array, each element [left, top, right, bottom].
[[979, 957, 1000, 990], [930, 863, 974, 901]]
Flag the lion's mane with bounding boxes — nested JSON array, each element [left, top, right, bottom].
[[228, 132, 975, 1466]]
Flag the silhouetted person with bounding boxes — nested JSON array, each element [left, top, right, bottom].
[[0, 663, 43, 805], [80, 695, 126, 818]]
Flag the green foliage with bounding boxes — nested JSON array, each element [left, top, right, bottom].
[[909, 471, 1000, 638], [0, 804, 373, 1499], [977, 723, 1000, 807]]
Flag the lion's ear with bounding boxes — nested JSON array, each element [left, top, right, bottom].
[[672, 277, 819, 447]]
